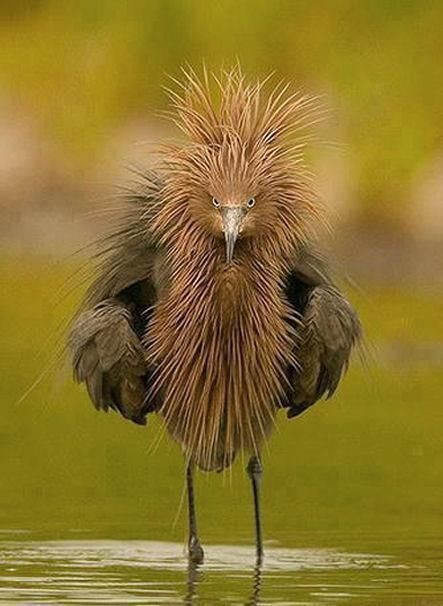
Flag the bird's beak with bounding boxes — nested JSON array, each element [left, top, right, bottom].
[[220, 206, 246, 264]]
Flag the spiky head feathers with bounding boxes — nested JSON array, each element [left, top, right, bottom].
[[154, 67, 325, 261]]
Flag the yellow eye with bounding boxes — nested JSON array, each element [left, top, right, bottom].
[[212, 197, 220, 208], [247, 198, 256, 208]]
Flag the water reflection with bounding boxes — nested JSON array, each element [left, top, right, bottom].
[[246, 562, 263, 606], [174, 557, 262, 605], [171, 559, 264, 606], [184, 560, 202, 605], [0, 537, 441, 604]]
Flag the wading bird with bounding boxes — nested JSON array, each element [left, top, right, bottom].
[[68, 68, 361, 564]]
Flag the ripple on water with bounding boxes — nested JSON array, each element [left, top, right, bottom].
[[0, 539, 440, 605]]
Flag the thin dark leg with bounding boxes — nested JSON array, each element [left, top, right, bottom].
[[186, 463, 204, 564], [247, 455, 264, 564]]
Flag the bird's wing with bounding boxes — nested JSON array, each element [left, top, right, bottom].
[[82, 171, 162, 309], [68, 171, 163, 424], [283, 248, 361, 418], [69, 299, 152, 424]]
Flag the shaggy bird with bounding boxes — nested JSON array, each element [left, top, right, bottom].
[[68, 68, 361, 564]]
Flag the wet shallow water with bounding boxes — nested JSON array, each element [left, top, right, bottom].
[[1, 533, 442, 604]]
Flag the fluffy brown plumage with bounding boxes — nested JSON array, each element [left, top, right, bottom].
[[68, 67, 361, 473]]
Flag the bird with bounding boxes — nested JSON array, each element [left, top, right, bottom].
[[68, 67, 361, 565]]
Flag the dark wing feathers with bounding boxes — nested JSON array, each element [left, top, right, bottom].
[[68, 173, 162, 424], [83, 186, 160, 309], [290, 244, 332, 287], [285, 251, 361, 418], [69, 299, 151, 424], [297, 286, 361, 400]]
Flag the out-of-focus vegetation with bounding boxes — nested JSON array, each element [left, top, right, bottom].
[[1, 0, 442, 224]]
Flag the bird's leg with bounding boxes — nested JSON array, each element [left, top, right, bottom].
[[247, 455, 264, 564], [186, 462, 204, 564]]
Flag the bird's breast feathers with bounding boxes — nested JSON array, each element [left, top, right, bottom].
[[144, 258, 295, 470]]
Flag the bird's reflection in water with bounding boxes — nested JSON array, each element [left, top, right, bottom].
[[184, 558, 263, 605], [246, 562, 263, 605], [184, 560, 203, 605]]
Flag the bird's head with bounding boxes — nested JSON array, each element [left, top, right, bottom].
[[157, 67, 325, 264], [185, 139, 297, 264]]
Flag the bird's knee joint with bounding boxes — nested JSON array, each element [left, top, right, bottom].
[[247, 455, 263, 479]]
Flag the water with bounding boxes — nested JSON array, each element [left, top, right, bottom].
[[1, 531, 442, 604]]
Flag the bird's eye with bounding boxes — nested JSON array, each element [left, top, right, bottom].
[[247, 198, 256, 208], [212, 197, 220, 208]]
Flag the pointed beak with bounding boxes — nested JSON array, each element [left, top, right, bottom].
[[220, 206, 246, 264]]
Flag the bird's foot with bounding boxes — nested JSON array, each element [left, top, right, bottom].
[[188, 536, 204, 564]]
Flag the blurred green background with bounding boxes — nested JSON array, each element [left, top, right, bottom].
[[2, 0, 443, 228], [0, 0, 442, 576]]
